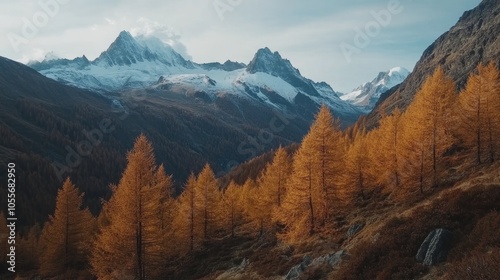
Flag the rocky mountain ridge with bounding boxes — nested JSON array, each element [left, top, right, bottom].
[[29, 31, 362, 124], [368, 0, 500, 124]]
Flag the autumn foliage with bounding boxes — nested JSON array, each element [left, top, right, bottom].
[[16, 63, 500, 279]]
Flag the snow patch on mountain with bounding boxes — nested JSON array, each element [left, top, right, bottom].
[[28, 30, 363, 120], [341, 67, 410, 112]]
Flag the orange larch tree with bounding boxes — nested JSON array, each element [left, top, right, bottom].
[[91, 135, 169, 280], [194, 164, 221, 240], [396, 67, 456, 195], [342, 129, 369, 203], [173, 173, 201, 254], [456, 63, 500, 164], [221, 181, 245, 238], [375, 108, 403, 194], [39, 178, 95, 278]]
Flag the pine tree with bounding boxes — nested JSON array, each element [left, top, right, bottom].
[[17, 224, 42, 271], [406, 67, 456, 188], [221, 181, 244, 238], [307, 105, 345, 223], [173, 173, 201, 254], [276, 106, 345, 241], [155, 164, 176, 260], [194, 164, 220, 240], [277, 133, 320, 240], [91, 135, 169, 279], [375, 108, 403, 193], [456, 63, 500, 164], [241, 179, 268, 236], [342, 130, 369, 203], [398, 110, 430, 194], [39, 178, 95, 278], [259, 146, 292, 209], [256, 146, 293, 234]]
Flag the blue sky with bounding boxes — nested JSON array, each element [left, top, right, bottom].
[[1, 0, 480, 92]]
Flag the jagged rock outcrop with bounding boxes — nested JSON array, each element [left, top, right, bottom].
[[285, 251, 345, 280], [285, 255, 312, 280], [247, 47, 320, 96]]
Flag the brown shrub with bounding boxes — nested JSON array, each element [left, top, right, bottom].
[[335, 221, 427, 280], [299, 264, 331, 280], [448, 210, 500, 261], [445, 249, 500, 280]]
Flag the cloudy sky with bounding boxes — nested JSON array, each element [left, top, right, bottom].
[[1, 0, 480, 92]]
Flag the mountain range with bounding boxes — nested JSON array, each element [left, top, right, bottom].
[[29, 31, 364, 124], [2, 1, 500, 279], [4, 0, 498, 233], [1, 29, 408, 228], [0, 53, 323, 226]]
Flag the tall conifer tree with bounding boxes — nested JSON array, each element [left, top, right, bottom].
[[92, 135, 170, 279], [40, 178, 95, 278]]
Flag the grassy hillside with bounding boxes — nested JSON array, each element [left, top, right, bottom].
[[170, 163, 499, 280]]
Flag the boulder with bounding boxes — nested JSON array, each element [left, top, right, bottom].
[[416, 228, 453, 265]]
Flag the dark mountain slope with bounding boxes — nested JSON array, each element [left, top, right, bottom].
[[0, 57, 308, 228], [368, 0, 500, 125]]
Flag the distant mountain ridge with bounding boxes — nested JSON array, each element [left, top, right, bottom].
[[29, 31, 362, 124], [341, 67, 410, 112], [0, 55, 314, 226]]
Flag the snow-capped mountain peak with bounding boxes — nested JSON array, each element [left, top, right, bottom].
[[247, 47, 321, 96], [94, 31, 145, 67], [247, 47, 299, 76], [134, 34, 191, 67], [92, 30, 190, 68], [27, 31, 364, 125], [341, 67, 410, 112]]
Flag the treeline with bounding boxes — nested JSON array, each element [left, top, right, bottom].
[[1, 63, 500, 279]]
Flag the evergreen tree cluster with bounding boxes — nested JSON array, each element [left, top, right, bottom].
[[4, 63, 500, 279]]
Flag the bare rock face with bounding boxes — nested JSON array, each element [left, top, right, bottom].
[[416, 229, 453, 266], [369, 0, 500, 126], [285, 251, 346, 280], [346, 223, 364, 238]]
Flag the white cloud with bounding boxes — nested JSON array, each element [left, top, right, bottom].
[[130, 18, 192, 60], [19, 48, 47, 64]]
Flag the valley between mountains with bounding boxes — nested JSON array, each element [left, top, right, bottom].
[[0, 0, 499, 279]]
